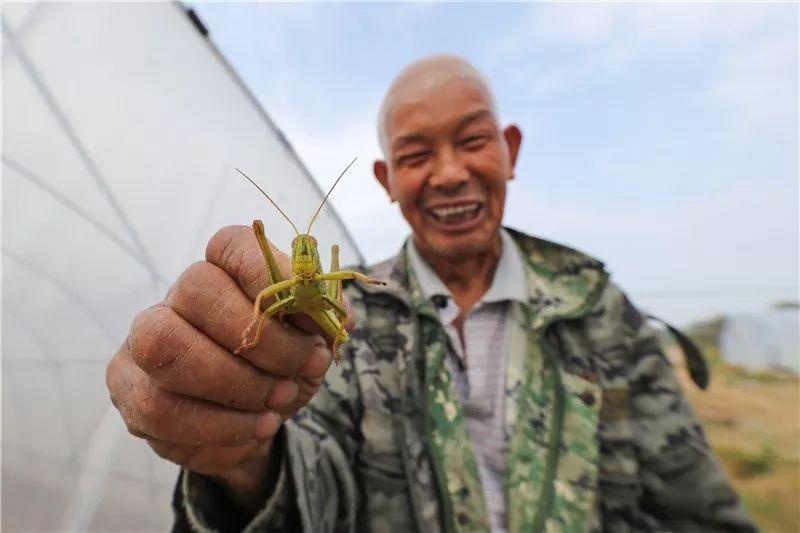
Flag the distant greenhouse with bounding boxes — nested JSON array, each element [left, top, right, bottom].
[[720, 308, 800, 373]]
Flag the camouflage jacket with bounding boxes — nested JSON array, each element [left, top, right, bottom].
[[174, 228, 756, 533]]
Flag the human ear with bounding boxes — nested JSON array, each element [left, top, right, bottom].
[[502, 125, 523, 179], [373, 160, 396, 202]]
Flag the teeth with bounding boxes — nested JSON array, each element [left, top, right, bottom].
[[430, 202, 480, 222]]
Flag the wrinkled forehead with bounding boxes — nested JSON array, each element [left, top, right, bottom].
[[379, 76, 498, 154], [386, 80, 497, 138]]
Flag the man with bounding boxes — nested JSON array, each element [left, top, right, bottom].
[[107, 55, 756, 532]]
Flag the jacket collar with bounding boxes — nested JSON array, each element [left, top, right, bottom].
[[356, 226, 609, 327]]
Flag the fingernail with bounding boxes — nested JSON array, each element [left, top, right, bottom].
[[265, 379, 299, 409], [254, 411, 281, 439]]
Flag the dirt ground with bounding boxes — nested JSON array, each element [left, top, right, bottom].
[[671, 347, 800, 531]]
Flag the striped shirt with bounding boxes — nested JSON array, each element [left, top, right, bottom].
[[407, 229, 528, 533]]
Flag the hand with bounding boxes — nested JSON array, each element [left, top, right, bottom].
[[106, 225, 336, 508]]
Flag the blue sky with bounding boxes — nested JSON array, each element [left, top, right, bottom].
[[191, 2, 798, 326]]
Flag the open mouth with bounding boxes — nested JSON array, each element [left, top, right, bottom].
[[428, 201, 483, 225]]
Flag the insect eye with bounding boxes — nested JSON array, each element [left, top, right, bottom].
[[309, 236, 317, 246]]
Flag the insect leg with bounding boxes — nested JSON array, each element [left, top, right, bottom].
[[320, 270, 386, 286], [252, 220, 291, 303], [327, 244, 341, 302], [322, 243, 348, 319], [322, 293, 348, 319], [249, 277, 298, 324], [235, 295, 296, 354], [311, 309, 349, 365]]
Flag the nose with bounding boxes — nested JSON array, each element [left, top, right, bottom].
[[429, 147, 469, 192]]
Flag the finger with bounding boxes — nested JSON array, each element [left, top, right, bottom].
[[108, 351, 283, 445], [280, 374, 327, 419], [297, 343, 333, 380], [147, 437, 272, 476], [166, 261, 331, 376], [206, 225, 291, 302], [205, 225, 333, 336], [128, 304, 298, 410]]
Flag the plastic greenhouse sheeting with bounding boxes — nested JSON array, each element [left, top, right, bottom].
[[2, 2, 363, 530], [720, 309, 800, 373]]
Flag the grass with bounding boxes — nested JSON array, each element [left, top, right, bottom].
[[715, 444, 778, 478], [666, 322, 800, 532]]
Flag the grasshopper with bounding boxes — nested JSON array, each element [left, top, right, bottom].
[[233, 158, 385, 364]]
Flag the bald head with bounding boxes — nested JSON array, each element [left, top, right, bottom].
[[377, 55, 499, 156]]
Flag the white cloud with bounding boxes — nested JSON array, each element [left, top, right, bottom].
[[528, 4, 622, 45], [701, 29, 799, 141], [487, 3, 795, 102], [383, 2, 436, 25]]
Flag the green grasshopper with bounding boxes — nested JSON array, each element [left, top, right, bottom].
[[233, 158, 385, 364]]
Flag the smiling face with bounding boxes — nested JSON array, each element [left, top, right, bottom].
[[374, 76, 522, 261]]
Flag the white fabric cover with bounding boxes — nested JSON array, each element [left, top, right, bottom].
[[2, 3, 362, 530]]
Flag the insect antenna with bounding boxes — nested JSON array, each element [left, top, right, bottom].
[[306, 156, 357, 234], [236, 168, 300, 236]]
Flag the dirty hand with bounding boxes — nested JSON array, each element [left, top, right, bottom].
[[106, 225, 336, 508]]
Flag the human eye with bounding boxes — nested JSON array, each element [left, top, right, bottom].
[[396, 150, 432, 167], [459, 133, 490, 151]]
